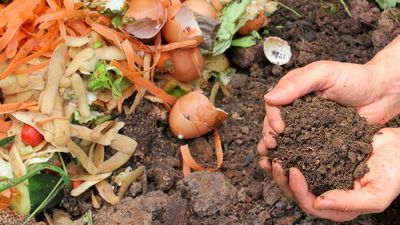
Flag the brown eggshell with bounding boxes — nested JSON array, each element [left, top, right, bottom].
[[169, 90, 228, 139], [169, 47, 205, 83], [161, 3, 203, 44], [182, 0, 218, 19], [124, 0, 167, 39], [238, 13, 267, 36]]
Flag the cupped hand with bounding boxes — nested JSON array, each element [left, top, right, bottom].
[[259, 128, 400, 222], [259, 60, 400, 155]]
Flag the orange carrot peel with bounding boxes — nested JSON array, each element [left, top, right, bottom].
[[181, 129, 224, 177]]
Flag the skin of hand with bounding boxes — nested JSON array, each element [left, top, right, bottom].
[[257, 36, 400, 221]]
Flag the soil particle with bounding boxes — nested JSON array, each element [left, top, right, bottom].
[[179, 171, 238, 217], [129, 182, 142, 197], [372, 8, 400, 49], [229, 39, 266, 69], [93, 191, 186, 225], [351, 0, 381, 24], [59, 187, 92, 218], [269, 96, 374, 195], [0, 209, 45, 225], [263, 178, 283, 207]]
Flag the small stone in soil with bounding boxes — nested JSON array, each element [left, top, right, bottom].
[[269, 96, 374, 195]]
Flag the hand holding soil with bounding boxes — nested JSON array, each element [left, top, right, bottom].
[[258, 35, 400, 222]]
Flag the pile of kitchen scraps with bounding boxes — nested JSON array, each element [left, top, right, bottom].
[[0, 0, 281, 224]]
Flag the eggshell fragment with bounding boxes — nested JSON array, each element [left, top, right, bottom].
[[169, 47, 205, 83], [162, 4, 203, 44], [263, 36, 292, 66], [238, 13, 267, 36], [182, 0, 218, 19], [169, 90, 227, 139], [123, 0, 167, 39]]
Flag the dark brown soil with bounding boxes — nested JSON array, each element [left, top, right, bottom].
[[269, 96, 374, 195], [56, 0, 400, 224]]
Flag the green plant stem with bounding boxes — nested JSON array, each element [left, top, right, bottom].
[[276, 1, 302, 18], [339, 0, 352, 17], [0, 163, 70, 192], [58, 153, 68, 173], [22, 179, 64, 225]]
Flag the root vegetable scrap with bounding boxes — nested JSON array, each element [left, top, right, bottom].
[[269, 96, 375, 195]]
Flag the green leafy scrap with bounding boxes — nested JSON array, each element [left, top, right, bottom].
[[375, 0, 399, 9], [88, 60, 131, 99], [231, 31, 262, 48], [212, 0, 252, 55]]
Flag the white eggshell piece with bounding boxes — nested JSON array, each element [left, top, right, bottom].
[[263, 36, 292, 66]]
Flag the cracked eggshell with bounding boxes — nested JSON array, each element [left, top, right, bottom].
[[263, 36, 292, 66], [161, 3, 203, 44], [123, 0, 167, 39], [169, 90, 228, 139], [169, 47, 205, 83], [182, 0, 218, 19]]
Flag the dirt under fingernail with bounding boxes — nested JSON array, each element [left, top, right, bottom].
[[268, 95, 378, 196]]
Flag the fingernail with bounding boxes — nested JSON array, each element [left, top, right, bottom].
[[265, 89, 284, 102]]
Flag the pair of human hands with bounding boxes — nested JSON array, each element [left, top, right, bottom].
[[258, 60, 400, 221]]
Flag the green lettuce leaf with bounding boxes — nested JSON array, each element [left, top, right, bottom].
[[375, 0, 399, 9], [88, 60, 131, 99], [212, 0, 252, 55], [231, 31, 262, 48], [72, 110, 102, 124]]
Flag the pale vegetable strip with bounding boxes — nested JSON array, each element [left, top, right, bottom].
[[71, 73, 90, 118], [95, 181, 118, 204], [117, 165, 145, 200], [39, 44, 67, 114], [9, 144, 26, 177]]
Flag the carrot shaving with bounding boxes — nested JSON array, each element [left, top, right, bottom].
[[0, 52, 7, 65], [181, 129, 224, 177], [66, 26, 78, 36], [5, 31, 26, 59], [0, 188, 17, 210], [0, 25, 21, 51], [149, 39, 199, 52], [46, 0, 59, 10], [58, 19, 67, 39], [121, 40, 137, 71], [63, 0, 75, 18], [15, 60, 50, 74], [133, 77, 177, 106], [0, 29, 58, 80], [0, 101, 38, 115], [35, 116, 69, 126], [91, 22, 124, 49], [66, 19, 91, 36], [0, 121, 12, 133], [0, 132, 7, 140], [96, 15, 111, 27], [109, 60, 176, 105], [110, 60, 141, 80]]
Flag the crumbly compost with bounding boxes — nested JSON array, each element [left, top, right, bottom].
[[269, 96, 375, 195]]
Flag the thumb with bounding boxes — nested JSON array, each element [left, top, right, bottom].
[[265, 61, 333, 106]]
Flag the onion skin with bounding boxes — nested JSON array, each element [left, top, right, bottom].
[[238, 13, 267, 36], [169, 90, 228, 139], [161, 3, 203, 44], [169, 47, 205, 83], [182, 0, 218, 19]]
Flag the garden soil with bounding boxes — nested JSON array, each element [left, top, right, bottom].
[[268, 96, 374, 196], [58, 0, 400, 224]]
